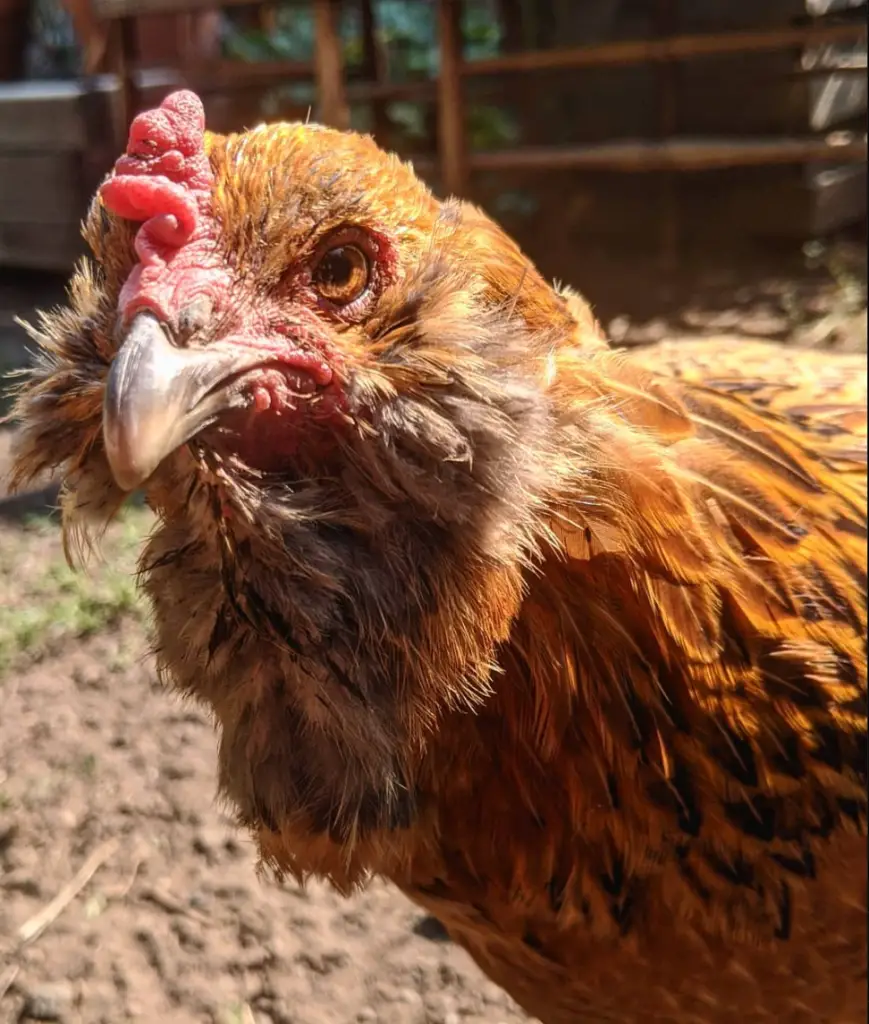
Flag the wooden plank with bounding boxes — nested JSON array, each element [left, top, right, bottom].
[[108, 16, 140, 145], [806, 0, 866, 16], [462, 21, 867, 76], [182, 54, 866, 105], [0, 221, 85, 272], [472, 165, 857, 251], [809, 161, 867, 233], [313, 0, 349, 129], [93, 0, 257, 16], [0, 82, 92, 151], [182, 58, 313, 92], [808, 65, 868, 130], [469, 136, 867, 173], [0, 70, 184, 153], [360, 0, 390, 146], [677, 49, 866, 135], [0, 154, 85, 224], [436, 0, 466, 196], [678, 0, 866, 30]]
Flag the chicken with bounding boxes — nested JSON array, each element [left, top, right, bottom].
[[7, 91, 867, 1024]]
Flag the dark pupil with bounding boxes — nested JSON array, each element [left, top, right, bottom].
[[318, 247, 355, 287]]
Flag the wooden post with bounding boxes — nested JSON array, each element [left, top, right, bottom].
[[106, 15, 140, 150], [313, 0, 350, 130], [360, 0, 390, 145], [436, 0, 467, 197]]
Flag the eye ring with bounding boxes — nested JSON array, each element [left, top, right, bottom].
[[311, 239, 372, 307]]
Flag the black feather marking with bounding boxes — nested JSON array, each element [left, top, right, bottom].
[[812, 724, 844, 773], [771, 848, 816, 879], [723, 796, 777, 843], [774, 882, 793, 940], [709, 721, 759, 787], [647, 758, 703, 837], [600, 854, 625, 898], [703, 851, 756, 888], [767, 732, 807, 780], [600, 849, 641, 931], [675, 847, 711, 904], [605, 772, 621, 810], [546, 874, 566, 913]]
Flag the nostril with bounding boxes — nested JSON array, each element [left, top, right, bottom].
[[176, 295, 215, 344]]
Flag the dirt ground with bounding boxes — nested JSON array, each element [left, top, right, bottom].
[[0, 237, 866, 1024]]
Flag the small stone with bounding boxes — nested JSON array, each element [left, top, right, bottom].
[[680, 308, 741, 331], [481, 981, 508, 1006], [356, 1010, 378, 1023], [192, 826, 230, 864], [736, 313, 789, 338], [622, 318, 669, 345], [23, 981, 74, 1021], [607, 316, 631, 342]]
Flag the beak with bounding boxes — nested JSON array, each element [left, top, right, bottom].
[[103, 312, 259, 491]]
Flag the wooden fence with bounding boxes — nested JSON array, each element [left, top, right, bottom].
[[89, 1, 867, 185], [83, 0, 869, 266], [0, 0, 865, 269]]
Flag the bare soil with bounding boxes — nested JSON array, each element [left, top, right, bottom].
[[0, 238, 865, 1024]]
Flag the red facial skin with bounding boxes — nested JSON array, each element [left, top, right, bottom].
[[98, 90, 380, 474], [100, 91, 230, 331]]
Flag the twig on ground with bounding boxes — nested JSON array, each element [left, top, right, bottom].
[[0, 964, 19, 1002], [140, 884, 210, 924], [16, 837, 120, 945]]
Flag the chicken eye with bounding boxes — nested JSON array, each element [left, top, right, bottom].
[[312, 244, 371, 305]]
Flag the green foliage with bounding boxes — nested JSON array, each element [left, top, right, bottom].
[[222, 1, 517, 151], [0, 505, 152, 675]]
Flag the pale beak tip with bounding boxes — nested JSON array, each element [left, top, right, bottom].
[[103, 426, 153, 492], [102, 312, 180, 492]]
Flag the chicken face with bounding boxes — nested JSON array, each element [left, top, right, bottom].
[[90, 91, 576, 547], [99, 90, 419, 488]]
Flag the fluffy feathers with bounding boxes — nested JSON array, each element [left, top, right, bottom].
[[8, 92, 866, 1023]]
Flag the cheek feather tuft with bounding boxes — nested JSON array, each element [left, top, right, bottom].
[[99, 89, 230, 326]]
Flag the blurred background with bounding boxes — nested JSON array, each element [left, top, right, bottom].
[[0, 3, 866, 1023]]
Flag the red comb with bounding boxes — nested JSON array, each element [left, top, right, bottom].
[[100, 90, 226, 324]]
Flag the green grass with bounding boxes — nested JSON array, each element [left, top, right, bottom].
[[0, 504, 153, 674]]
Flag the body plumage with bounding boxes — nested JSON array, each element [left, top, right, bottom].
[[8, 92, 866, 1023]]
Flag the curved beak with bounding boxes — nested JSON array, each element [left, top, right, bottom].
[[103, 312, 258, 491]]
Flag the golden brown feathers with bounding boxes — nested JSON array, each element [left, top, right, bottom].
[[6, 101, 867, 1024]]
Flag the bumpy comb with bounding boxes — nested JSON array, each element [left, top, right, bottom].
[[100, 90, 227, 324]]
